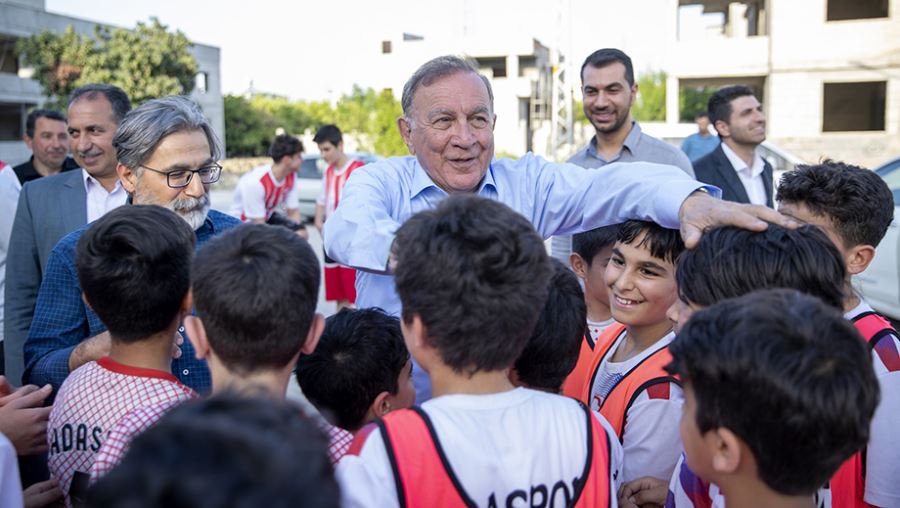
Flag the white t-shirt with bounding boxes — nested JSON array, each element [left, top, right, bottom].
[[337, 388, 623, 508], [588, 330, 683, 483], [230, 165, 299, 221], [586, 317, 617, 347], [0, 432, 23, 508], [0, 163, 21, 345], [845, 299, 900, 507]]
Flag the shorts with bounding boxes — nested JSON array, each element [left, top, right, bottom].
[[324, 249, 357, 303]]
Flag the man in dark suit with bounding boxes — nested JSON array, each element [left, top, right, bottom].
[[4, 85, 131, 386], [693, 85, 773, 208]]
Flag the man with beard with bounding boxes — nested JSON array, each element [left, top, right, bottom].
[[23, 96, 240, 395], [5, 85, 131, 385], [693, 85, 773, 207], [552, 48, 693, 262], [12, 109, 79, 185]]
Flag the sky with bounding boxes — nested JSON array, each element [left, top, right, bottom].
[[45, 0, 672, 102]]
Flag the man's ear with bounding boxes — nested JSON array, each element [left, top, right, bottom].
[[23, 135, 34, 151], [630, 82, 639, 102], [397, 117, 415, 155], [845, 244, 876, 276], [183, 315, 210, 360], [570, 253, 588, 279], [117, 163, 138, 194], [709, 427, 742, 474], [713, 120, 730, 138], [300, 313, 325, 355]]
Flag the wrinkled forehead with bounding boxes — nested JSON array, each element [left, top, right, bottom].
[[411, 71, 493, 115]]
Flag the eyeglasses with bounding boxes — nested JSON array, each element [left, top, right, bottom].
[[140, 163, 222, 189]]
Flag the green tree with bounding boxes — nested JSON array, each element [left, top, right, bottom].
[[18, 18, 197, 108], [223, 95, 275, 157], [372, 89, 407, 156], [632, 71, 667, 122], [679, 85, 716, 122]]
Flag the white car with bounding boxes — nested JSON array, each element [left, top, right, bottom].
[[296, 153, 382, 222], [854, 157, 900, 319]]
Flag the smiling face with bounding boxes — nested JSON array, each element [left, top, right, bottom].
[[398, 71, 496, 193], [605, 232, 678, 328], [716, 95, 766, 147], [26, 117, 69, 171], [68, 95, 119, 179], [120, 129, 214, 230], [581, 62, 636, 136]]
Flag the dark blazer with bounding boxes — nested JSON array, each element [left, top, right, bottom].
[[693, 144, 774, 208], [4, 169, 87, 384]]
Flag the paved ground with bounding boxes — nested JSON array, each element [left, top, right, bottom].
[[210, 187, 338, 318]]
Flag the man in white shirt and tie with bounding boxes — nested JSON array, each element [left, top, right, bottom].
[[693, 85, 773, 208]]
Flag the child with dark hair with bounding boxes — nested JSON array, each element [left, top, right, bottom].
[[581, 220, 685, 483], [48, 206, 197, 502], [776, 161, 900, 507], [295, 307, 415, 462], [338, 195, 616, 507], [86, 393, 340, 508], [561, 225, 619, 398], [670, 289, 879, 508]]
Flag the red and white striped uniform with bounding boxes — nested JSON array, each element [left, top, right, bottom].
[[48, 358, 195, 504], [231, 165, 299, 221], [318, 159, 364, 303]]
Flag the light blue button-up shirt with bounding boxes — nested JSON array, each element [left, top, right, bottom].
[[324, 153, 718, 400]]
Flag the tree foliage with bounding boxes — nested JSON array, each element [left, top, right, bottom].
[[632, 71, 667, 122], [223, 87, 408, 158], [17, 18, 197, 109]]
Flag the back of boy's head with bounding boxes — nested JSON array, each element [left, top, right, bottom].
[[269, 134, 304, 162], [296, 308, 408, 431], [677, 224, 846, 309], [668, 289, 879, 496], [776, 160, 894, 248], [514, 259, 587, 392], [313, 124, 343, 146], [76, 205, 195, 343], [86, 393, 339, 508], [192, 224, 320, 374], [617, 220, 685, 262], [572, 224, 619, 264], [393, 194, 552, 374]]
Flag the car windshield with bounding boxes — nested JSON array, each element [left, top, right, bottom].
[[298, 158, 326, 179]]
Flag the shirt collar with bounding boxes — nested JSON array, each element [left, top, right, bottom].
[[410, 159, 497, 198], [588, 121, 640, 158], [720, 142, 764, 178], [82, 169, 123, 193]]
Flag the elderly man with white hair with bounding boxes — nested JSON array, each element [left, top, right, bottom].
[[24, 96, 240, 394]]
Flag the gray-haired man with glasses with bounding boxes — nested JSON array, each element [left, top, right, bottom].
[[23, 96, 240, 396]]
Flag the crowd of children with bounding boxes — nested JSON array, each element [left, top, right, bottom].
[[0, 159, 895, 508]]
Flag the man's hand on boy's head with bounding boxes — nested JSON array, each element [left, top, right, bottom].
[[678, 190, 797, 249]]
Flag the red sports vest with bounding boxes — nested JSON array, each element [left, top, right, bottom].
[[373, 405, 612, 508], [562, 334, 595, 399], [830, 311, 894, 508], [581, 323, 679, 439]]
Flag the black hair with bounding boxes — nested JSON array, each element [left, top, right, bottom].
[[393, 194, 552, 375], [617, 220, 685, 264], [313, 124, 343, 146], [707, 85, 754, 128], [69, 84, 132, 124], [25, 108, 66, 138], [580, 48, 634, 86], [776, 160, 894, 248], [192, 224, 320, 374], [296, 308, 409, 431], [694, 111, 709, 120], [514, 259, 586, 392], [572, 225, 619, 266], [676, 224, 846, 309], [76, 205, 195, 343], [269, 134, 304, 162], [668, 289, 879, 496], [86, 393, 339, 508]]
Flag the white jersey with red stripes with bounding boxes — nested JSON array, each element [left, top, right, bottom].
[[230, 164, 299, 221], [48, 358, 195, 504], [316, 159, 364, 218]]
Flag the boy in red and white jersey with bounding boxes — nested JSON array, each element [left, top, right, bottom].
[[580, 220, 685, 483], [338, 196, 616, 508], [47, 206, 197, 504], [230, 134, 303, 225], [313, 124, 364, 310]]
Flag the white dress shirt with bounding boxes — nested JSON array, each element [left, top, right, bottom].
[[720, 142, 768, 206], [82, 169, 127, 222]]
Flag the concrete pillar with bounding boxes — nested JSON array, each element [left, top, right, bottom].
[[666, 74, 680, 124]]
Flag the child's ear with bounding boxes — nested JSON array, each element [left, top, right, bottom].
[[570, 253, 588, 278], [371, 391, 393, 417], [300, 313, 325, 355], [180, 289, 194, 317], [81, 292, 93, 311], [845, 244, 876, 276], [183, 315, 210, 360], [709, 428, 742, 474]]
